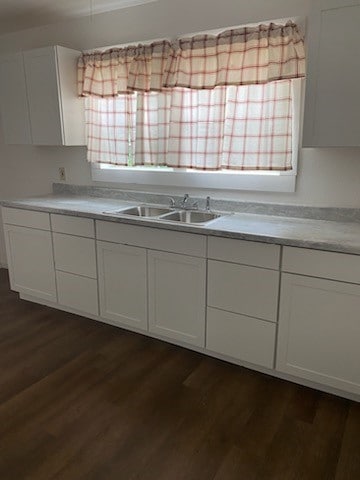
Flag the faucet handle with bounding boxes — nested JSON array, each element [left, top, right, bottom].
[[168, 197, 176, 208]]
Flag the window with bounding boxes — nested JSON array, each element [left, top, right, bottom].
[[79, 21, 305, 192]]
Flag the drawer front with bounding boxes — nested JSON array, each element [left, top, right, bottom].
[[96, 221, 206, 257], [53, 233, 97, 278], [2, 207, 50, 230], [51, 214, 94, 238], [282, 246, 360, 284], [206, 307, 276, 368], [208, 236, 280, 270], [208, 260, 279, 322], [56, 271, 98, 316]]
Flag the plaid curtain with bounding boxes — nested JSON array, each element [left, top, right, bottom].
[[78, 22, 305, 96], [82, 21, 302, 171], [78, 41, 172, 97], [86, 80, 293, 171]]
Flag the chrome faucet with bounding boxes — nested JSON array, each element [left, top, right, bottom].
[[181, 193, 189, 208], [168, 197, 176, 208], [206, 196, 211, 212], [181, 193, 198, 210]]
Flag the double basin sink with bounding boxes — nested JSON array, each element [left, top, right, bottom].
[[105, 205, 223, 224]]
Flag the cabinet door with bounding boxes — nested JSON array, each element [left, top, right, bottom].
[[4, 224, 57, 302], [97, 241, 147, 331], [23, 47, 63, 145], [303, 0, 360, 146], [0, 53, 32, 144], [148, 251, 206, 347], [277, 273, 360, 395]]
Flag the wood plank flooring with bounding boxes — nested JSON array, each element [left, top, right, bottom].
[[0, 268, 359, 479]]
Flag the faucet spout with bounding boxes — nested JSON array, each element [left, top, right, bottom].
[[181, 193, 189, 208]]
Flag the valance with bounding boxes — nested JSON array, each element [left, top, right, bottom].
[[78, 40, 172, 97], [78, 21, 305, 97]]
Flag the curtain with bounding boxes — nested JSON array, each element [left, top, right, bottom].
[[78, 41, 172, 97], [78, 22, 305, 96], [85, 80, 293, 171], [85, 95, 136, 164]]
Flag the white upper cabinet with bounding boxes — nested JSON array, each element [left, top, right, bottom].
[[0, 46, 85, 146], [303, 0, 360, 147]]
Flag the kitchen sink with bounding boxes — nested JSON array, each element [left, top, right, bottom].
[[104, 204, 224, 224], [161, 210, 221, 224], [107, 205, 174, 217]]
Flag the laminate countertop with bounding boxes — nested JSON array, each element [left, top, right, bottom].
[[2, 194, 360, 255]]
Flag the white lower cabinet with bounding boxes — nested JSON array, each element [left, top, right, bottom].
[[5, 208, 360, 401], [277, 273, 360, 396], [4, 224, 57, 302], [148, 250, 206, 347], [56, 271, 98, 316], [97, 241, 148, 331], [206, 307, 276, 368]]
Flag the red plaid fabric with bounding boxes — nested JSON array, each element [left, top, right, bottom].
[[164, 22, 305, 89], [135, 91, 171, 165], [85, 96, 136, 164], [78, 22, 305, 96], [85, 80, 294, 171], [222, 80, 293, 170], [78, 41, 171, 97]]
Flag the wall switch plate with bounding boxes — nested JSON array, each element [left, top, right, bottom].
[[59, 167, 66, 182]]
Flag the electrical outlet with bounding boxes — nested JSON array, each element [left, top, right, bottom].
[[59, 167, 66, 182]]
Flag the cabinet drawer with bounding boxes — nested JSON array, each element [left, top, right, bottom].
[[206, 307, 276, 368], [208, 236, 280, 270], [56, 271, 98, 316], [53, 233, 97, 278], [208, 260, 279, 322], [51, 214, 94, 238], [2, 207, 50, 230], [282, 246, 360, 284], [96, 221, 206, 257]]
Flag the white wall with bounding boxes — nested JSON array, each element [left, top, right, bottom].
[[1, 0, 360, 266]]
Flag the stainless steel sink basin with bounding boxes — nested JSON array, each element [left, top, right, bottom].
[[161, 210, 221, 224], [109, 205, 173, 217]]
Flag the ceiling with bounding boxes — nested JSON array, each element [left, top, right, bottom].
[[0, 0, 157, 35]]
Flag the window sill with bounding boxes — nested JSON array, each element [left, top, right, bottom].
[[91, 165, 296, 193]]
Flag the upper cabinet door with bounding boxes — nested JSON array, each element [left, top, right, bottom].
[[23, 47, 63, 145], [0, 46, 85, 146], [0, 53, 32, 144], [303, 0, 360, 147]]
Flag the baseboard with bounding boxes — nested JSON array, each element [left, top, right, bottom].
[[0, 264, 8, 269]]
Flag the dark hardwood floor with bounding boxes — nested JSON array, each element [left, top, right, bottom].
[[0, 268, 359, 479]]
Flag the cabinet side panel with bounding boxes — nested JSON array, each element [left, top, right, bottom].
[[56, 46, 86, 146]]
